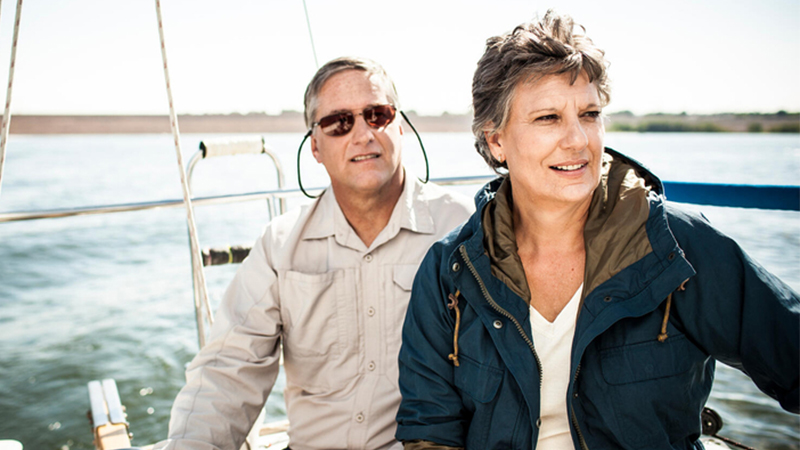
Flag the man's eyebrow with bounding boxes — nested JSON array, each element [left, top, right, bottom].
[[321, 108, 351, 117]]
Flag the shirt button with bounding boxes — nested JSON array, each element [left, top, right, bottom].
[[364, 254, 373, 262], [367, 307, 375, 316], [493, 320, 503, 329], [355, 413, 365, 423], [368, 361, 376, 371]]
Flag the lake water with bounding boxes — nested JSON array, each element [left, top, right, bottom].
[[0, 132, 798, 449]]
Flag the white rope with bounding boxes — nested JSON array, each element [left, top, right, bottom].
[[302, 0, 319, 69], [154, 0, 213, 347], [0, 0, 23, 199]]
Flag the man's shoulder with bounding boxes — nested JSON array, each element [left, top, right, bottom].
[[418, 181, 475, 216], [257, 202, 317, 250]]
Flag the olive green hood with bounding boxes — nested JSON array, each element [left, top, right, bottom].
[[482, 150, 655, 304]]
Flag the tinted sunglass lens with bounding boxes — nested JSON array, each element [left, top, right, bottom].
[[319, 112, 354, 136], [365, 105, 396, 128]]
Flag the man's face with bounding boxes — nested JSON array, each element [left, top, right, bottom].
[[310, 70, 404, 198]]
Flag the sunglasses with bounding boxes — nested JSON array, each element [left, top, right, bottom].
[[311, 104, 397, 137]]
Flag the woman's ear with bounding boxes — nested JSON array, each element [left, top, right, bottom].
[[484, 128, 505, 163]]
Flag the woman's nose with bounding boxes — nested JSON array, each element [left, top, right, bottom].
[[562, 117, 589, 150]]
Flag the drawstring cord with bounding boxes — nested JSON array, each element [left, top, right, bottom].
[[658, 278, 689, 342], [657, 293, 673, 342], [447, 289, 461, 367]]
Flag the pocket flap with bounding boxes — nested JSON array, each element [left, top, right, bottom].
[[601, 335, 695, 385], [393, 263, 418, 291], [454, 354, 503, 403]]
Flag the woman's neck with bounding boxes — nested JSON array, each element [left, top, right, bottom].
[[512, 195, 590, 254]]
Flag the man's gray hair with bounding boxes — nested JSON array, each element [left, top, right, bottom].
[[472, 10, 611, 174], [304, 56, 400, 128]]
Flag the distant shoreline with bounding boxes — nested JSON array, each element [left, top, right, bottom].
[[7, 111, 798, 134]]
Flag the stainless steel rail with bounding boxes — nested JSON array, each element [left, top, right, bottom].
[[0, 175, 495, 224]]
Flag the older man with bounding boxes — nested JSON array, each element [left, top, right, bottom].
[[156, 57, 474, 450]]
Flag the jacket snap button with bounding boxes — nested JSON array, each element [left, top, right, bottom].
[[536, 418, 542, 428], [668, 252, 676, 260], [493, 320, 503, 329], [573, 392, 579, 398], [451, 262, 460, 272], [603, 296, 612, 302]]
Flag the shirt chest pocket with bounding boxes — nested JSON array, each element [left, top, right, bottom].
[[278, 269, 359, 389], [384, 263, 419, 359]]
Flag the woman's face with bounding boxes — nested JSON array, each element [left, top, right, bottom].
[[486, 72, 605, 210]]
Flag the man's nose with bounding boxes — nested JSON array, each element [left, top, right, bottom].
[[350, 113, 375, 144]]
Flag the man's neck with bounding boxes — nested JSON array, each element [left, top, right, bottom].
[[332, 172, 406, 248]]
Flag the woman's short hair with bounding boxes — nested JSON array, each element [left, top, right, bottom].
[[472, 10, 611, 173], [303, 56, 400, 129]]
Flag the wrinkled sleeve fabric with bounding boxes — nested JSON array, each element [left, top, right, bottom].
[[156, 229, 283, 450], [667, 205, 800, 413], [396, 243, 467, 448]]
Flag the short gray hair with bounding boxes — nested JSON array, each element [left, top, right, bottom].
[[472, 10, 611, 174], [303, 56, 400, 128]]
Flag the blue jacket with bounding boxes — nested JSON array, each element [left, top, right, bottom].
[[396, 149, 799, 449]]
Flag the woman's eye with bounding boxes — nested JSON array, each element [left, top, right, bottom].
[[535, 114, 558, 122], [583, 111, 601, 119]]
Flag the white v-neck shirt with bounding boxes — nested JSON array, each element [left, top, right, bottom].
[[530, 284, 583, 449]]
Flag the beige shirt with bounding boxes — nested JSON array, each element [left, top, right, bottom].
[[159, 177, 474, 450]]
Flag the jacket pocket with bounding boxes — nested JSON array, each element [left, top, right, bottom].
[[598, 333, 711, 448], [278, 269, 358, 390], [600, 334, 695, 385], [453, 353, 503, 403]]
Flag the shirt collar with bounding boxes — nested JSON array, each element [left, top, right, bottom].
[[301, 175, 436, 250]]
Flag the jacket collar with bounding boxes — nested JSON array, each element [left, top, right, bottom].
[[461, 148, 682, 307], [301, 175, 436, 251]]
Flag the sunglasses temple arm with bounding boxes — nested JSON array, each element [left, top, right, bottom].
[[297, 130, 320, 199], [399, 110, 430, 184]]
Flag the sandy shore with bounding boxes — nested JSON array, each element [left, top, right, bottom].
[[6, 111, 797, 134]]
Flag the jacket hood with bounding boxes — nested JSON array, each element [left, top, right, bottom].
[[475, 148, 665, 303]]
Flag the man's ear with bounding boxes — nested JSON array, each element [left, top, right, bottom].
[[310, 134, 323, 163]]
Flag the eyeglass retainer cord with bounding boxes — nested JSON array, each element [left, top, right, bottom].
[[297, 110, 430, 199]]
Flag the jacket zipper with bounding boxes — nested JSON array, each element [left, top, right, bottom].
[[459, 245, 589, 450], [571, 363, 589, 450], [457, 245, 543, 389]]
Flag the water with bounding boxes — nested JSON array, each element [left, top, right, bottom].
[[0, 132, 798, 449]]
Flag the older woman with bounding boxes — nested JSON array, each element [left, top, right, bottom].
[[395, 11, 799, 450]]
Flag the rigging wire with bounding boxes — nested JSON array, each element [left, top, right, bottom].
[[302, 0, 319, 69], [154, 0, 214, 348], [0, 0, 23, 199]]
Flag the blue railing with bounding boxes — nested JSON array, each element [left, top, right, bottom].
[[663, 182, 800, 211], [0, 178, 798, 224]]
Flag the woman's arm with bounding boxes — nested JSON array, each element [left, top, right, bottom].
[[396, 245, 468, 448], [667, 205, 799, 413]]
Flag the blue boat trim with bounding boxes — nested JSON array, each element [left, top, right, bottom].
[[662, 182, 800, 211]]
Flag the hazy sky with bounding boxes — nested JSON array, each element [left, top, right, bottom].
[[0, 0, 797, 116]]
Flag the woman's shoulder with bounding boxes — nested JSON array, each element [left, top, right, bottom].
[[660, 201, 730, 243]]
